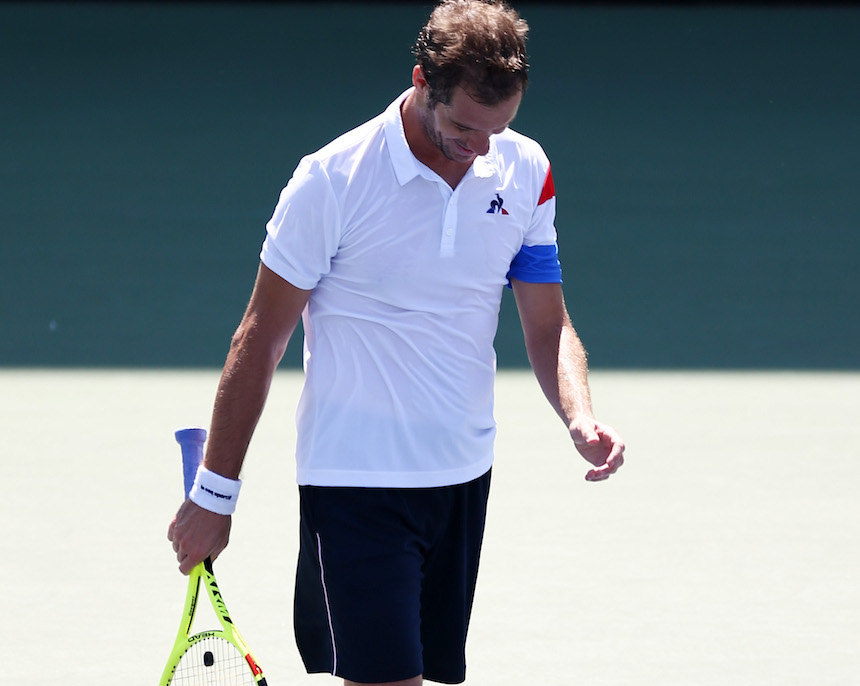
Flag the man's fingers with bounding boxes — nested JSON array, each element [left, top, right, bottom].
[[170, 507, 231, 574], [177, 538, 226, 575], [584, 443, 625, 481], [585, 467, 609, 482], [178, 554, 196, 576], [176, 542, 207, 574], [584, 461, 616, 481]]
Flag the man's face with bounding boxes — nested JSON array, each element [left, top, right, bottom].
[[420, 85, 522, 164]]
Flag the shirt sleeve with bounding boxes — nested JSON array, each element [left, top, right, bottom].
[[506, 164, 562, 285], [507, 244, 562, 284], [260, 156, 341, 290]]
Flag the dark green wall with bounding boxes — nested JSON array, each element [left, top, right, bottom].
[[2, 3, 858, 368]]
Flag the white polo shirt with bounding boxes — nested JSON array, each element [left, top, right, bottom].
[[261, 88, 561, 488]]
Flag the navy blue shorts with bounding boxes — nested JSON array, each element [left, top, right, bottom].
[[293, 470, 492, 684]]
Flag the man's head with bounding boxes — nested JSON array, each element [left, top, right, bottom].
[[412, 0, 529, 109]]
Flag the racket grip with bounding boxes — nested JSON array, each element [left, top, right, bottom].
[[175, 427, 207, 499]]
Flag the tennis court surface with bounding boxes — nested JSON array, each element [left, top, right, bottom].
[[2, 369, 857, 685]]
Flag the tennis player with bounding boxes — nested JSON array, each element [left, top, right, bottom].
[[169, 1, 625, 684]]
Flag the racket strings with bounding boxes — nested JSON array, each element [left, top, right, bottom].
[[170, 635, 257, 685]]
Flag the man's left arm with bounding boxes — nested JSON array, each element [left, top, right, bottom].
[[511, 279, 625, 481]]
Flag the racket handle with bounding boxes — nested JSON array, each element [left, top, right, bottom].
[[175, 426, 207, 499]]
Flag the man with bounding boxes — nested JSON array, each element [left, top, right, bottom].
[[168, 1, 625, 685]]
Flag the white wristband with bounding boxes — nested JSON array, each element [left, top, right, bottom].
[[189, 466, 242, 515]]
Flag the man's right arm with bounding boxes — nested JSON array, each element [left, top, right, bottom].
[[168, 262, 311, 573]]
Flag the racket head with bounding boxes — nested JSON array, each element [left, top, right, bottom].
[[163, 629, 263, 685]]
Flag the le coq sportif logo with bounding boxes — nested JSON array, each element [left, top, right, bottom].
[[486, 193, 509, 215]]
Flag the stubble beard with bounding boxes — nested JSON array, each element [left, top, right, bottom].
[[419, 103, 463, 163]]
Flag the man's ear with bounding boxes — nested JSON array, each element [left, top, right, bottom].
[[412, 64, 429, 94]]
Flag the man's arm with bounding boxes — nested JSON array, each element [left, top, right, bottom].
[[168, 263, 311, 573], [511, 279, 624, 481]]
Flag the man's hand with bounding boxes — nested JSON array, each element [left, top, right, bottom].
[[568, 415, 625, 482], [167, 499, 232, 574]]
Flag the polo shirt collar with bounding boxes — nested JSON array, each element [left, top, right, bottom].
[[383, 88, 501, 186]]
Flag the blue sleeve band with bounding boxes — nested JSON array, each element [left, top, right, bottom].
[[506, 244, 562, 288]]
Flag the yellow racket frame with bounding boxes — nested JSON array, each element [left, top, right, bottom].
[[159, 557, 267, 685]]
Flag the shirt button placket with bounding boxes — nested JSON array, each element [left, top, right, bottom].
[[440, 188, 458, 258]]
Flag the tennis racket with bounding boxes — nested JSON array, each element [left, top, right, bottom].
[[159, 427, 268, 686]]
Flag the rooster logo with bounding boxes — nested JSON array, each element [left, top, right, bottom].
[[486, 193, 509, 215]]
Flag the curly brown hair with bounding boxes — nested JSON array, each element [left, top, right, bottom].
[[412, 0, 529, 107]]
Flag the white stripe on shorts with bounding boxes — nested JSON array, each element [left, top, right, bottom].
[[316, 532, 338, 675]]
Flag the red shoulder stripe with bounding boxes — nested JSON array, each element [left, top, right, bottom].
[[537, 165, 555, 206]]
